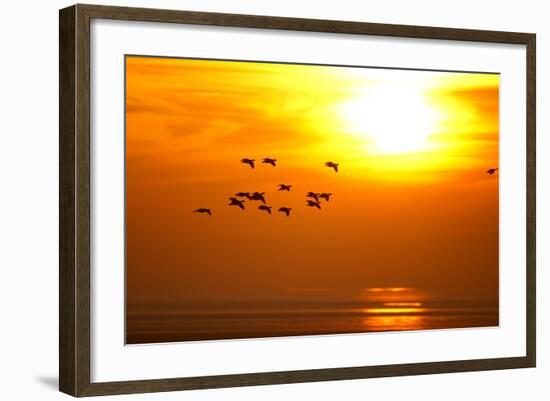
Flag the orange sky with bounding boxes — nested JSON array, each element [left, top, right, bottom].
[[125, 56, 499, 306]]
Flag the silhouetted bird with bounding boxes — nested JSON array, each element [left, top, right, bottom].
[[325, 161, 339, 172], [194, 208, 212, 215], [306, 192, 320, 202], [229, 197, 245, 210], [306, 200, 322, 209], [278, 207, 292, 216], [319, 192, 332, 202], [487, 168, 499, 175], [278, 184, 292, 191], [262, 158, 277, 167], [258, 205, 272, 214], [235, 192, 252, 199], [241, 158, 255, 169], [250, 192, 266, 204]]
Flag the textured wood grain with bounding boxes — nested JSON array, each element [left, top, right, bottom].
[[59, 3, 536, 397], [78, 3, 532, 43], [525, 34, 536, 367], [78, 357, 533, 396], [59, 5, 76, 396]]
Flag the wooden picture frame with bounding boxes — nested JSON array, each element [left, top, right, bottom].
[[59, 3, 536, 397]]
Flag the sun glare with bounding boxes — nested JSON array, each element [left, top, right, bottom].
[[339, 83, 443, 154]]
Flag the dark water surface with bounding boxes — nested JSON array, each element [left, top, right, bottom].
[[126, 293, 498, 344]]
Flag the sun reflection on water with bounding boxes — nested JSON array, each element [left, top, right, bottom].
[[383, 302, 423, 307], [362, 287, 428, 331], [363, 307, 426, 314], [364, 287, 415, 293], [362, 315, 427, 331]]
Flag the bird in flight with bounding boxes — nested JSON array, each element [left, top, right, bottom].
[[278, 184, 292, 191], [235, 192, 252, 199], [306, 192, 320, 202], [325, 161, 339, 172], [306, 200, 322, 210], [250, 192, 266, 204], [318, 192, 332, 202], [258, 205, 272, 214], [278, 207, 292, 217], [262, 158, 277, 167], [229, 197, 245, 210], [487, 168, 499, 175], [241, 158, 255, 169], [194, 208, 212, 215]]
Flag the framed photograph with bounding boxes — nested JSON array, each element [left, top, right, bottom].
[[59, 4, 536, 397]]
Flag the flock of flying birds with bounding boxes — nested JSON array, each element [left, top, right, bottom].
[[193, 159, 499, 217], [193, 158, 340, 217]]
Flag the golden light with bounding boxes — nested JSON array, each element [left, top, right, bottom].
[[383, 302, 423, 307], [362, 315, 426, 331], [339, 83, 443, 154], [362, 287, 426, 303], [363, 307, 427, 314], [364, 287, 415, 293]]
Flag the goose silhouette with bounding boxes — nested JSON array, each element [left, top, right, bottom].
[[325, 161, 339, 172], [229, 197, 245, 210], [235, 192, 252, 199], [250, 192, 266, 204], [262, 158, 277, 167], [194, 208, 212, 215], [278, 184, 292, 191], [306, 192, 320, 202], [278, 207, 292, 216], [258, 205, 272, 214], [319, 192, 332, 202], [306, 200, 322, 209], [487, 168, 499, 175], [241, 158, 255, 169]]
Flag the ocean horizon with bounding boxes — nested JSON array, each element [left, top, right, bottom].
[[126, 295, 498, 344]]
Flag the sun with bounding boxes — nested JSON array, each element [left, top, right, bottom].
[[339, 83, 442, 154]]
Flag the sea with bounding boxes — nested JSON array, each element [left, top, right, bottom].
[[126, 292, 498, 344]]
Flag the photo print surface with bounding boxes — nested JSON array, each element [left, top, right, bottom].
[[125, 56, 499, 344]]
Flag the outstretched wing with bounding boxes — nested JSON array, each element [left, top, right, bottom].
[[241, 159, 254, 168], [325, 162, 338, 172], [307, 192, 319, 201], [307, 201, 321, 209]]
